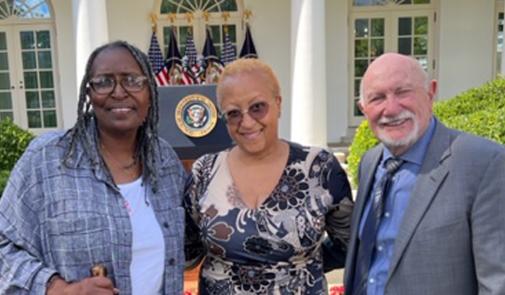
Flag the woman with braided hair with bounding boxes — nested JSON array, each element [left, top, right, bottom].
[[0, 41, 186, 294]]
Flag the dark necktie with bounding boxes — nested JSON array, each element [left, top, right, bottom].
[[352, 157, 404, 295]]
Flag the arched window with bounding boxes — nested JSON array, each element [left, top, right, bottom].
[[156, 0, 244, 60], [0, 0, 59, 132], [348, 0, 436, 125]]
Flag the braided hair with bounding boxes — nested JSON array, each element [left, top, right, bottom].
[[63, 40, 161, 192]]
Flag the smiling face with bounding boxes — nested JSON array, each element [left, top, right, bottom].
[[218, 71, 281, 156], [88, 47, 150, 137], [359, 53, 437, 156]]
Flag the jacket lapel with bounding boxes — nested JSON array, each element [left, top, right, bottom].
[[386, 122, 453, 282], [345, 145, 383, 291]]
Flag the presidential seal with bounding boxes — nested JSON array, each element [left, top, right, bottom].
[[175, 94, 218, 138]]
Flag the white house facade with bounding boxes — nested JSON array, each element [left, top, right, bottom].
[[0, 0, 503, 147]]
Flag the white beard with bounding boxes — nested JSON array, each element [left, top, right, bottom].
[[376, 110, 420, 151]]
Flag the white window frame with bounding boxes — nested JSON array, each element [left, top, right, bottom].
[[0, 1, 60, 133], [154, 0, 244, 58], [348, 0, 437, 126]]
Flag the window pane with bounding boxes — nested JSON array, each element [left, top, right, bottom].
[[163, 27, 171, 46], [36, 31, 50, 48], [354, 0, 385, 6], [24, 72, 38, 89], [25, 91, 40, 108], [160, 0, 179, 13], [355, 19, 369, 38], [220, 0, 238, 11], [355, 40, 369, 58], [39, 71, 53, 88], [371, 39, 384, 57], [223, 25, 236, 42], [414, 36, 428, 55], [0, 32, 6, 50], [43, 110, 57, 127], [399, 17, 412, 36], [27, 110, 41, 128], [0, 92, 12, 109], [413, 0, 430, 3], [22, 52, 36, 69], [371, 18, 384, 37], [0, 73, 10, 89], [0, 112, 13, 121], [37, 51, 52, 68], [398, 0, 412, 4], [355, 59, 369, 77], [41, 90, 55, 108], [209, 25, 221, 43], [398, 37, 412, 54], [354, 99, 363, 116], [414, 17, 428, 35], [20, 31, 35, 49], [354, 79, 361, 97], [179, 26, 191, 45], [0, 52, 8, 70]]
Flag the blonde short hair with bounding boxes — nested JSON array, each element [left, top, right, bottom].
[[216, 58, 281, 106]]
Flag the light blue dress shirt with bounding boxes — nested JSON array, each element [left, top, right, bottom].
[[359, 117, 436, 295]]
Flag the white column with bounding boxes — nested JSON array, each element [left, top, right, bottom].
[[72, 0, 109, 90], [290, 0, 327, 147], [502, 1, 505, 75]]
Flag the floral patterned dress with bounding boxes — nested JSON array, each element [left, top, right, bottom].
[[184, 142, 354, 295]]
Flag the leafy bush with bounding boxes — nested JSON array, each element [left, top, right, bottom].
[[0, 118, 34, 194], [347, 78, 505, 186], [0, 170, 10, 195]]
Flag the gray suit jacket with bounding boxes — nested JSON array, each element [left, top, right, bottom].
[[344, 120, 505, 294]]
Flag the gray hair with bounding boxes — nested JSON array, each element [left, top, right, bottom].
[[63, 40, 162, 192]]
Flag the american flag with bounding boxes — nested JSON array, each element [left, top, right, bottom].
[[221, 31, 236, 65], [183, 33, 199, 84], [147, 31, 169, 86], [184, 33, 198, 68]]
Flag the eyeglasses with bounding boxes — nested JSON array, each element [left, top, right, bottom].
[[88, 74, 148, 95], [220, 101, 270, 126]]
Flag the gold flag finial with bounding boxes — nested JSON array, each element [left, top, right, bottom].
[[222, 12, 230, 23], [186, 12, 193, 24], [150, 13, 157, 32], [243, 9, 252, 22], [168, 12, 176, 23]]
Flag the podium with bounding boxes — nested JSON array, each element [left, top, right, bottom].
[[159, 85, 228, 292], [157, 85, 232, 170]]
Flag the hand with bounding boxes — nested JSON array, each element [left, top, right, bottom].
[[47, 276, 119, 295]]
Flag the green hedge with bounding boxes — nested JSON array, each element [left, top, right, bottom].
[[0, 118, 34, 194], [347, 78, 505, 186]]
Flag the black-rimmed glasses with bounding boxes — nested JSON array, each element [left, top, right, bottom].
[[220, 101, 270, 126], [88, 74, 148, 95]]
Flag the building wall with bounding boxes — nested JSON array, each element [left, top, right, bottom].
[[326, 0, 350, 144], [51, 0, 77, 129], [244, 0, 291, 139], [106, 0, 155, 50], [437, 0, 495, 100], [47, 0, 500, 142]]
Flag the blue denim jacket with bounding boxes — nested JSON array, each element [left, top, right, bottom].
[[0, 122, 186, 294]]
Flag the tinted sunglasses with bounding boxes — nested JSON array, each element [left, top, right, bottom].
[[220, 101, 270, 126]]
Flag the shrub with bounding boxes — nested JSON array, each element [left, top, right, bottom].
[[347, 78, 505, 186], [0, 118, 34, 194], [0, 170, 9, 195]]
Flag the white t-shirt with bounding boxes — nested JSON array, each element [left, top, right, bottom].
[[118, 178, 165, 295]]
